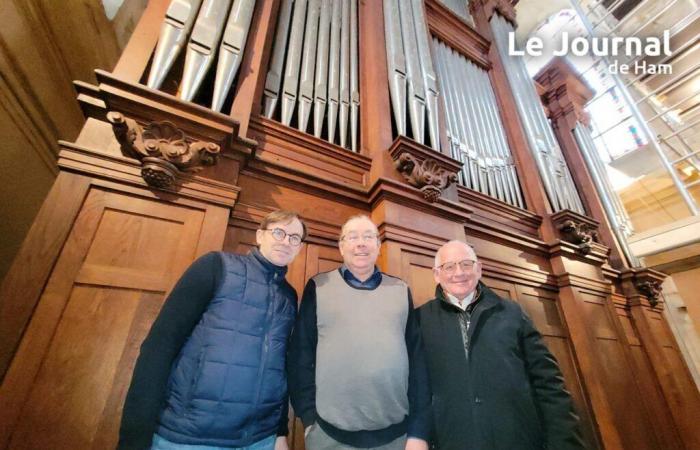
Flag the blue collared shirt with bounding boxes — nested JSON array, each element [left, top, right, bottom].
[[339, 265, 382, 290]]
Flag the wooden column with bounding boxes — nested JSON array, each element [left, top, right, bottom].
[[535, 57, 627, 268], [229, 0, 281, 137], [621, 269, 700, 450], [359, 0, 398, 184]]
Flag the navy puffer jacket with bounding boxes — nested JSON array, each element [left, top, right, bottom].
[[157, 250, 297, 447]]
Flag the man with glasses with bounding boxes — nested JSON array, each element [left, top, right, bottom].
[[287, 215, 430, 450], [418, 240, 584, 450], [119, 210, 306, 450]]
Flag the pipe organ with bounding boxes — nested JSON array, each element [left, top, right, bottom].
[[1, 1, 699, 449], [148, 0, 257, 110], [383, 0, 440, 150], [490, 13, 585, 214], [433, 38, 524, 208], [264, 0, 360, 150]]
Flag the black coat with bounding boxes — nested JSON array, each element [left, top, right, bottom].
[[418, 283, 586, 450]]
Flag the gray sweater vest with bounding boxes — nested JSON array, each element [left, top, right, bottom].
[[314, 270, 410, 431]]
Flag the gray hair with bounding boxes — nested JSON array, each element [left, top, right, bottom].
[[434, 240, 477, 268], [339, 214, 378, 240]]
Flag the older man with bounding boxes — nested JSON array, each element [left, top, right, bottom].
[[119, 210, 306, 450], [287, 215, 430, 450], [418, 240, 585, 450]]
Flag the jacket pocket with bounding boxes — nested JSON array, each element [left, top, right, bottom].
[[185, 348, 206, 407]]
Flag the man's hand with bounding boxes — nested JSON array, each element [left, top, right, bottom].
[[275, 436, 289, 450], [405, 437, 428, 450]]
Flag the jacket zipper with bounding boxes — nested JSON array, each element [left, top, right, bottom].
[[250, 272, 278, 437]]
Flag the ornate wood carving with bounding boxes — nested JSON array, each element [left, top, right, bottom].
[[388, 137, 461, 203], [395, 154, 458, 202], [470, 0, 517, 27], [551, 210, 600, 254], [636, 280, 662, 306], [107, 111, 220, 188], [620, 268, 666, 307]]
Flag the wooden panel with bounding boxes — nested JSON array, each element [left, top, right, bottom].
[[619, 313, 683, 449], [0, 173, 91, 380], [399, 250, 436, 307], [646, 312, 700, 449], [304, 244, 343, 282], [578, 293, 660, 450], [514, 284, 598, 449], [0, 187, 223, 450]]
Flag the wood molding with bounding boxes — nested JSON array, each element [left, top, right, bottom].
[[620, 268, 667, 308], [469, 0, 517, 27], [93, 70, 257, 153], [425, 0, 491, 69], [0, 173, 91, 382], [457, 185, 542, 238], [250, 116, 371, 187], [57, 142, 240, 208], [368, 177, 473, 224]]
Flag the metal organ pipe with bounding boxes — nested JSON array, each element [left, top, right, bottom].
[[490, 13, 584, 214], [431, 37, 525, 208]]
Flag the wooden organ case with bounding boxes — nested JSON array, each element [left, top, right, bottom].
[[1, 0, 699, 449]]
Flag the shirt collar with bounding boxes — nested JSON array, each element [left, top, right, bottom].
[[339, 265, 382, 289], [445, 290, 476, 311]]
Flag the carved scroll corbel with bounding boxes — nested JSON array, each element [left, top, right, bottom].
[[106, 111, 220, 188], [636, 280, 662, 307], [557, 219, 598, 254], [395, 153, 458, 202]]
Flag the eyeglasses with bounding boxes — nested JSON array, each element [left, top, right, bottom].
[[341, 233, 379, 244], [265, 228, 303, 247], [437, 259, 476, 275]]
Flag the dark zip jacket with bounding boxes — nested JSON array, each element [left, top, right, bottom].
[[418, 283, 586, 450], [118, 249, 296, 449]]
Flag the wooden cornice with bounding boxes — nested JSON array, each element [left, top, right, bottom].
[[368, 177, 473, 223], [465, 218, 549, 256], [470, 0, 517, 27], [457, 185, 542, 237], [249, 116, 371, 187], [378, 223, 455, 256], [556, 272, 615, 295], [57, 141, 240, 208], [535, 57, 595, 128], [242, 159, 368, 207], [620, 267, 667, 308], [480, 258, 558, 290], [91, 70, 257, 155], [548, 239, 611, 266], [425, 0, 491, 69]]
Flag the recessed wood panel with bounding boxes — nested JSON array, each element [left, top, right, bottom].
[[594, 337, 660, 450], [399, 251, 436, 307], [0, 188, 215, 450], [305, 244, 343, 282], [9, 286, 152, 449]]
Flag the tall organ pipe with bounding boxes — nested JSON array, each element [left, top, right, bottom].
[[490, 14, 584, 214]]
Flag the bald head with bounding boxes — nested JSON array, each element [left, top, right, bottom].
[[433, 240, 482, 300], [434, 240, 478, 268]]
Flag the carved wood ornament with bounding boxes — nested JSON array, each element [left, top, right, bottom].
[[557, 219, 599, 254], [470, 0, 517, 26], [636, 280, 662, 307], [107, 111, 220, 188], [395, 153, 458, 202], [551, 210, 601, 255]]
